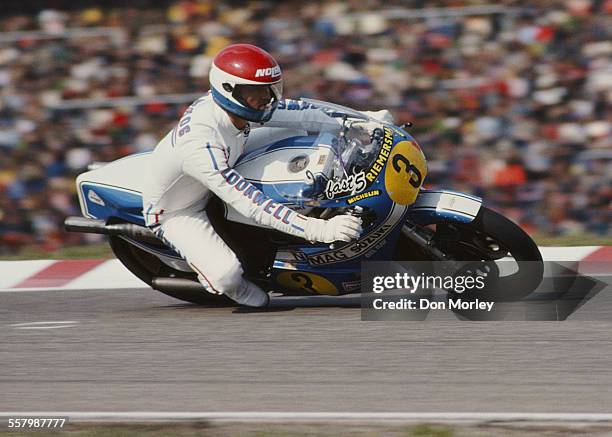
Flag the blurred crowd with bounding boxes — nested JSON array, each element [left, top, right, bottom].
[[0, 0, 610, 254]]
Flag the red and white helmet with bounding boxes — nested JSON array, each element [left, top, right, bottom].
[[209, 44, 283, 123]]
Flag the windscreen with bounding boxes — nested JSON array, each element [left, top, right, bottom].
[[268, 99, 396, 203], [270, 121, 387, 204]]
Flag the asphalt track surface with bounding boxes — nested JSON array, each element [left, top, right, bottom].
[[2, 283, 612, 414]]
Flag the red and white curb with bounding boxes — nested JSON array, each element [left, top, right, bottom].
[[0, 259, 146, 291], [0, 246, 610, 292]]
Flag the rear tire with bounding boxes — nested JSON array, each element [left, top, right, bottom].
[[109, 234, 233, 306]]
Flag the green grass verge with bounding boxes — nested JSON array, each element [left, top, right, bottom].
[[2, 422, 608, 436], [0, 422, 457, 437], [0, 243, 114, 261], [532, 233, 612, 247]]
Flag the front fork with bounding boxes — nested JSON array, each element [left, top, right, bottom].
[[401, 221, 451, 261], [402, 188, 483, 261]]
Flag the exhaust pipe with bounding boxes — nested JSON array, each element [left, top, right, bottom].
[[152, 277, 235, 305], [152, 277, 206, 292], [64, 216, 160, 244]]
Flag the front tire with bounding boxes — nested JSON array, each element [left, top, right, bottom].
[[394, 206, 543, 301]]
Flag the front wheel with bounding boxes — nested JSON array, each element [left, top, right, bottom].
[[394, 206, 543, 301]]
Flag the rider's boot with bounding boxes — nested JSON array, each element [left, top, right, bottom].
[[225, 278, 270, 308]]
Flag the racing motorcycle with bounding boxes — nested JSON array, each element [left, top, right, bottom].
[[64, 99, 543, 305]]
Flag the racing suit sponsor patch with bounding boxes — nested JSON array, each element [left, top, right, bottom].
[[221, 168, 293, 225]]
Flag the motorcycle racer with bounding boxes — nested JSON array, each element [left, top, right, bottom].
[[141, 44, 363, 307]]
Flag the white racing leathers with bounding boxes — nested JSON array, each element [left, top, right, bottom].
[[141, 94, 341, 307]]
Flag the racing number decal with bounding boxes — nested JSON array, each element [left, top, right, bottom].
[[385, 140, 427, 205], [276, 272, 339, 296], [392, 154, 422, 188], [291, 273, 317, 294]]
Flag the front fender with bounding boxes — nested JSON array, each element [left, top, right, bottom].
[[406, 189, 482, 225]]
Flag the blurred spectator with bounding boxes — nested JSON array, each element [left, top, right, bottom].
[[0, 0, 610, 254]]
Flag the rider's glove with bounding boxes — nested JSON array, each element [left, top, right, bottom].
[[304, 215, 363, 243]]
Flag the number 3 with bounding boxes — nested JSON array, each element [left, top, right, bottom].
[[392, 154, 422, 188], [291, 273, 317, 294]]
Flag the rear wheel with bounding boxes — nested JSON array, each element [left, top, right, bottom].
[[108, 234, 233, 306]]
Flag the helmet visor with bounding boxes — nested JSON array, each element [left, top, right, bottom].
[[233, 81, 283, 112]]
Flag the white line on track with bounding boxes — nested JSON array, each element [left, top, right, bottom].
[[9, 321, 79, 330], [10, 321, 78, 326], [1, 412, 612, 423]]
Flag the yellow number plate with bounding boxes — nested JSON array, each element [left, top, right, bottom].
[[384, 140, 427, 205], [276, 272, 339, 296]]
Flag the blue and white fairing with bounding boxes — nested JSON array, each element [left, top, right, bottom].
[[222, 120, 416, 294], [76, 152, 150, 226], [74, 100, 483, 296]]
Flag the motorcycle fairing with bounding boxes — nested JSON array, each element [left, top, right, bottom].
[[78, 182, 145, 225], [76, 152, 151, 225], [73, 121, 484, 296], [406, 189, 482, 225], [224, 133, 337, 226]]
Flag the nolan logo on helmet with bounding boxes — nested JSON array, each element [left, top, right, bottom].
[[255, 66, 281, 78]]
